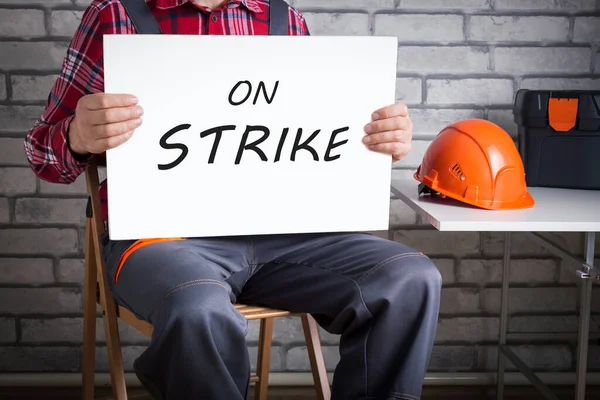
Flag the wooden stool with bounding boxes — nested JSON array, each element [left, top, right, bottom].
[[82, 158, 331, 400]]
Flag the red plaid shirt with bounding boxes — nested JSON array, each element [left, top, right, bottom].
[[24, 0, 309, 222]]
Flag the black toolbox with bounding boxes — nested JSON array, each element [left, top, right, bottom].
[[513, 89, 600, 190]]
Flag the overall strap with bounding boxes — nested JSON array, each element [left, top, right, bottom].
[[120, 0, 163, 34], [269, 0, 289, 35]]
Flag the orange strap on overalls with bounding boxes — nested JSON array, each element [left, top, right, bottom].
[[114, 238, 186, 284]]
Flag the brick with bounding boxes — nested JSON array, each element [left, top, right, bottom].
[[0, 347, 79, 372], [397, 46, 490, 73], [0, 198, 8, 223], [509, 315, 599, 333], [109, 319, 151, 344], [272, 316, 304, 343], [0, 42, 68, 71], [0, 75, 5, 100], [56, 258, 85, 283], [400, 0, 491, 9], [521, 78, 600, 91], [495, 47, 590, 74], [396, 77, 422, 105], [50, 10, 83, 37], [495, 0, 596, 9], [389, 199, 417, 226], [0, 168, 36, 195], [0, 229, 78, 255], [470, 16, 569, 42], [375, 14, 463, 43], [483, 288, 578, 313], [317, 326, 340, 345], [0, 258, 54, 285], [574, 17, 600, 43], [246, 319, 260, 342], [436, 317, 498, 343], [39, 173, 88, 195], [0, 106, 44, 133], [0, 288, 81, 314], [409, 109, 485, 139], [426, 79, 514, 105], [0, 318, 16, 343], [21, 318, 84, 343], [440, 288, 480, 314], [0, 9, 45, 37], [487, 109, 517, 138], [95, 346, 145, 372], [478, 345, 571, 372], [15, 198, 87, 224], [458, 259, 556, 284], [11, 75, 58, 101], [286, 345, 339, 371], [393, 230, 479, 255], [481, 232, 583, 256], [433, 259, 455, 284], [294, 0, 394, 8], [301, 13, 368, 36], [429, 346, 475, 371], [0, 138, 29, 165], [394, 140, 431, 169], [249, 346, 283, 372], [254, 316, 339, 347], [20, 317, 149, 344]]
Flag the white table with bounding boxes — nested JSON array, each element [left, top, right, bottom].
[[390, 178, 600, 400]]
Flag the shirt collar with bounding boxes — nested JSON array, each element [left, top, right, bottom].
[[152, 0, 263, 13]]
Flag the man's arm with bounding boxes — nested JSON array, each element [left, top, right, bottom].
[[24, 3, 105, 184]]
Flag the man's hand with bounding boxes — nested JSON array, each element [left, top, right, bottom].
[[362, 102, 412, 163], [68, 93, 144, 156]]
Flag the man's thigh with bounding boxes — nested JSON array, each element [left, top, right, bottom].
[[240, 232, 434, 323], [101, 236, 252, 322]]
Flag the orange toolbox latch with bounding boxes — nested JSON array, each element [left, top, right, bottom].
[[548, 96, 579, 132]]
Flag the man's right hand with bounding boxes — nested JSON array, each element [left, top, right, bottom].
[[68, 93, 144, 156]]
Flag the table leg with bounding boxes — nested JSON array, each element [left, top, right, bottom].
[[575, 232, 595, 400], [497, 232, 511, 400]]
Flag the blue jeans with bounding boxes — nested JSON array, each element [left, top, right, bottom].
[[101, 232, 441, 400]]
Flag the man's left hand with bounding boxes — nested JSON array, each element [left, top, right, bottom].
[[362, 102, 412, 163]]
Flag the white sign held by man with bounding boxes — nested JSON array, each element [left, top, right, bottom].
[[103, 35, 398, 240]]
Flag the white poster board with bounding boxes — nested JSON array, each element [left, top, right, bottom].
[[103, 35, 398, 240]]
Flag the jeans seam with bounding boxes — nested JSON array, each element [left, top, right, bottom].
[[356, 253, 424, 283], [150, 279, 227, 318], [269, 259, 375, 396]]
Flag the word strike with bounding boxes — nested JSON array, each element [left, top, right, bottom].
[[157, 124, 349, 171], [157, 80, 349, 170]]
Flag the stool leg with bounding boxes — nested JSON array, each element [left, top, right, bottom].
[[254, 318, 274, 400], [301, 314, 331, 400], [82, 221, 97, 400]]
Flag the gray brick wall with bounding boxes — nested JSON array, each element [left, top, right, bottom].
[[0, 0, 599, 375]]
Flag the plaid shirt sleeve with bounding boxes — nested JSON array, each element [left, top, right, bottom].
[[25, 1, 309, 185], [24, 4, 106, 184], [289, 6, 310, 36]]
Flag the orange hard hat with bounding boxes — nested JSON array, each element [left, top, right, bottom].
[[414, 119, 534, 210]]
